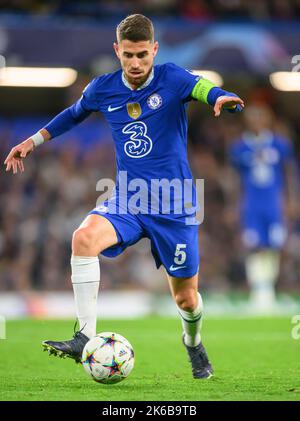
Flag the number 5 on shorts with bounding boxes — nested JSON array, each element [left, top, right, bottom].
[[174, 244, 187, 265]]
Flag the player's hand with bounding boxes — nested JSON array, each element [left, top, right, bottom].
[[214, 96, 245, 117], [4, 138, 34, 174]]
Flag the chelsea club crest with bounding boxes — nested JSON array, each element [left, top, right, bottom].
[[147, 93, 162, 110]]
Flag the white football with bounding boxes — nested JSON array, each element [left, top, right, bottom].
[[81, 332, 135, 384]]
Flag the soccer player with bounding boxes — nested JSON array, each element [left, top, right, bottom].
[[229, 104, 294, 312], [4, 14, 244, 379]]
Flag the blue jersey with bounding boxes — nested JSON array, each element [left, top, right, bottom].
[[229, 130, 293, 211], [43, 62, 241, 275], [79, 63, 200, 214], [229, 131, 293, 248], [44, 62, 241, 216]]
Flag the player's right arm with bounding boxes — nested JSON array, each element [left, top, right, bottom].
[[4, 128, 51, 174], [4, 77, 99, 174]]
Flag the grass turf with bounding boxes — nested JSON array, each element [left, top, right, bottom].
[[0, 317, 299, 401]]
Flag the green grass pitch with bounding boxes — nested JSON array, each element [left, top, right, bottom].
[[0, 316, 299, 401]]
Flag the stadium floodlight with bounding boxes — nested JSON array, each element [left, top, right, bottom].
[[0, 67, 78, 87], [191, 70, 223, 87], [269, 71, 300, 91]]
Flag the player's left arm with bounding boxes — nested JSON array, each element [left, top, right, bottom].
[[191, 78, 244, 117]]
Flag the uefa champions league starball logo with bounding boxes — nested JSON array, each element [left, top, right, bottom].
[[147, 93, 162, 110]]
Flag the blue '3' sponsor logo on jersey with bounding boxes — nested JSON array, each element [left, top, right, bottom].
[[122, 121, 153, 158]]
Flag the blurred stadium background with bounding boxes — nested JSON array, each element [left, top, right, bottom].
[[1, 0, 300, 320]]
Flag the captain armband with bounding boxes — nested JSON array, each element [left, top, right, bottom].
[[191, 78, 216, 104]]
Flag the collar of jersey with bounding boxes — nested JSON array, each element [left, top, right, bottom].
[[243, 129, 274, 148], [122, 67, 154, 91]]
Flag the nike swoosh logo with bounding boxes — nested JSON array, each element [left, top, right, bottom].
[[169, 265, 187, 271], [108, 105, 123, 112]]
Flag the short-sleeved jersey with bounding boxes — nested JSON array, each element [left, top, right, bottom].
[[80, 63, 200, 215], [229, 130, 293, 210]]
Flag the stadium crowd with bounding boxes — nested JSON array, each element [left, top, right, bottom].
[[0, 0, 300, 21], [1, 101, 300, 293]]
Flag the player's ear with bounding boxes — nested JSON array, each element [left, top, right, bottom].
[[113, 42, 120, 59], [153, 41, 159, 58]]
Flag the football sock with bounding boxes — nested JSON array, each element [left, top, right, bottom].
[[71, 255, 100, 338], [177, 292, 203, 347], [245, 250, 279, 308]]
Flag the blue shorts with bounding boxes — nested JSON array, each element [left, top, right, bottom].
[[89, 203, 200, 278], [241, 206, 286, 249]]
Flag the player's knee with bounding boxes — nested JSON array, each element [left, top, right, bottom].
[[72, 227, 96, 254], [175, 292, 198, 312]]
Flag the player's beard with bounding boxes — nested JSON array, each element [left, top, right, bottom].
[[125, 66, 153, 89]]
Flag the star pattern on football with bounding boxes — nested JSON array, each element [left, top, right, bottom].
[[82, 349, 97, 370], [100, 334, 122, 348], [103, 355, 124, 377]]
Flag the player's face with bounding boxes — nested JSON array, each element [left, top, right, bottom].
[[114, 39, 159, 89], [244, 106, 273, 135]]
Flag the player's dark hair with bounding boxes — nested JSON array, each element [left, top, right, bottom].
[[116, 14, 154, 43]]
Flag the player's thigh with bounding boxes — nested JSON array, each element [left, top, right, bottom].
[[166, 271, 199, 310], [144, 214, 200, 278], [241, 209, 264, 249], [266, 208, 287, 248], [73, 214, 119, 252]]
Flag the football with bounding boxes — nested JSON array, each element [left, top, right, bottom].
[[81, 332, 135, 384]]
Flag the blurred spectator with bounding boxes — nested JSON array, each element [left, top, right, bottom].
[[178, 0, 214, 21]]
